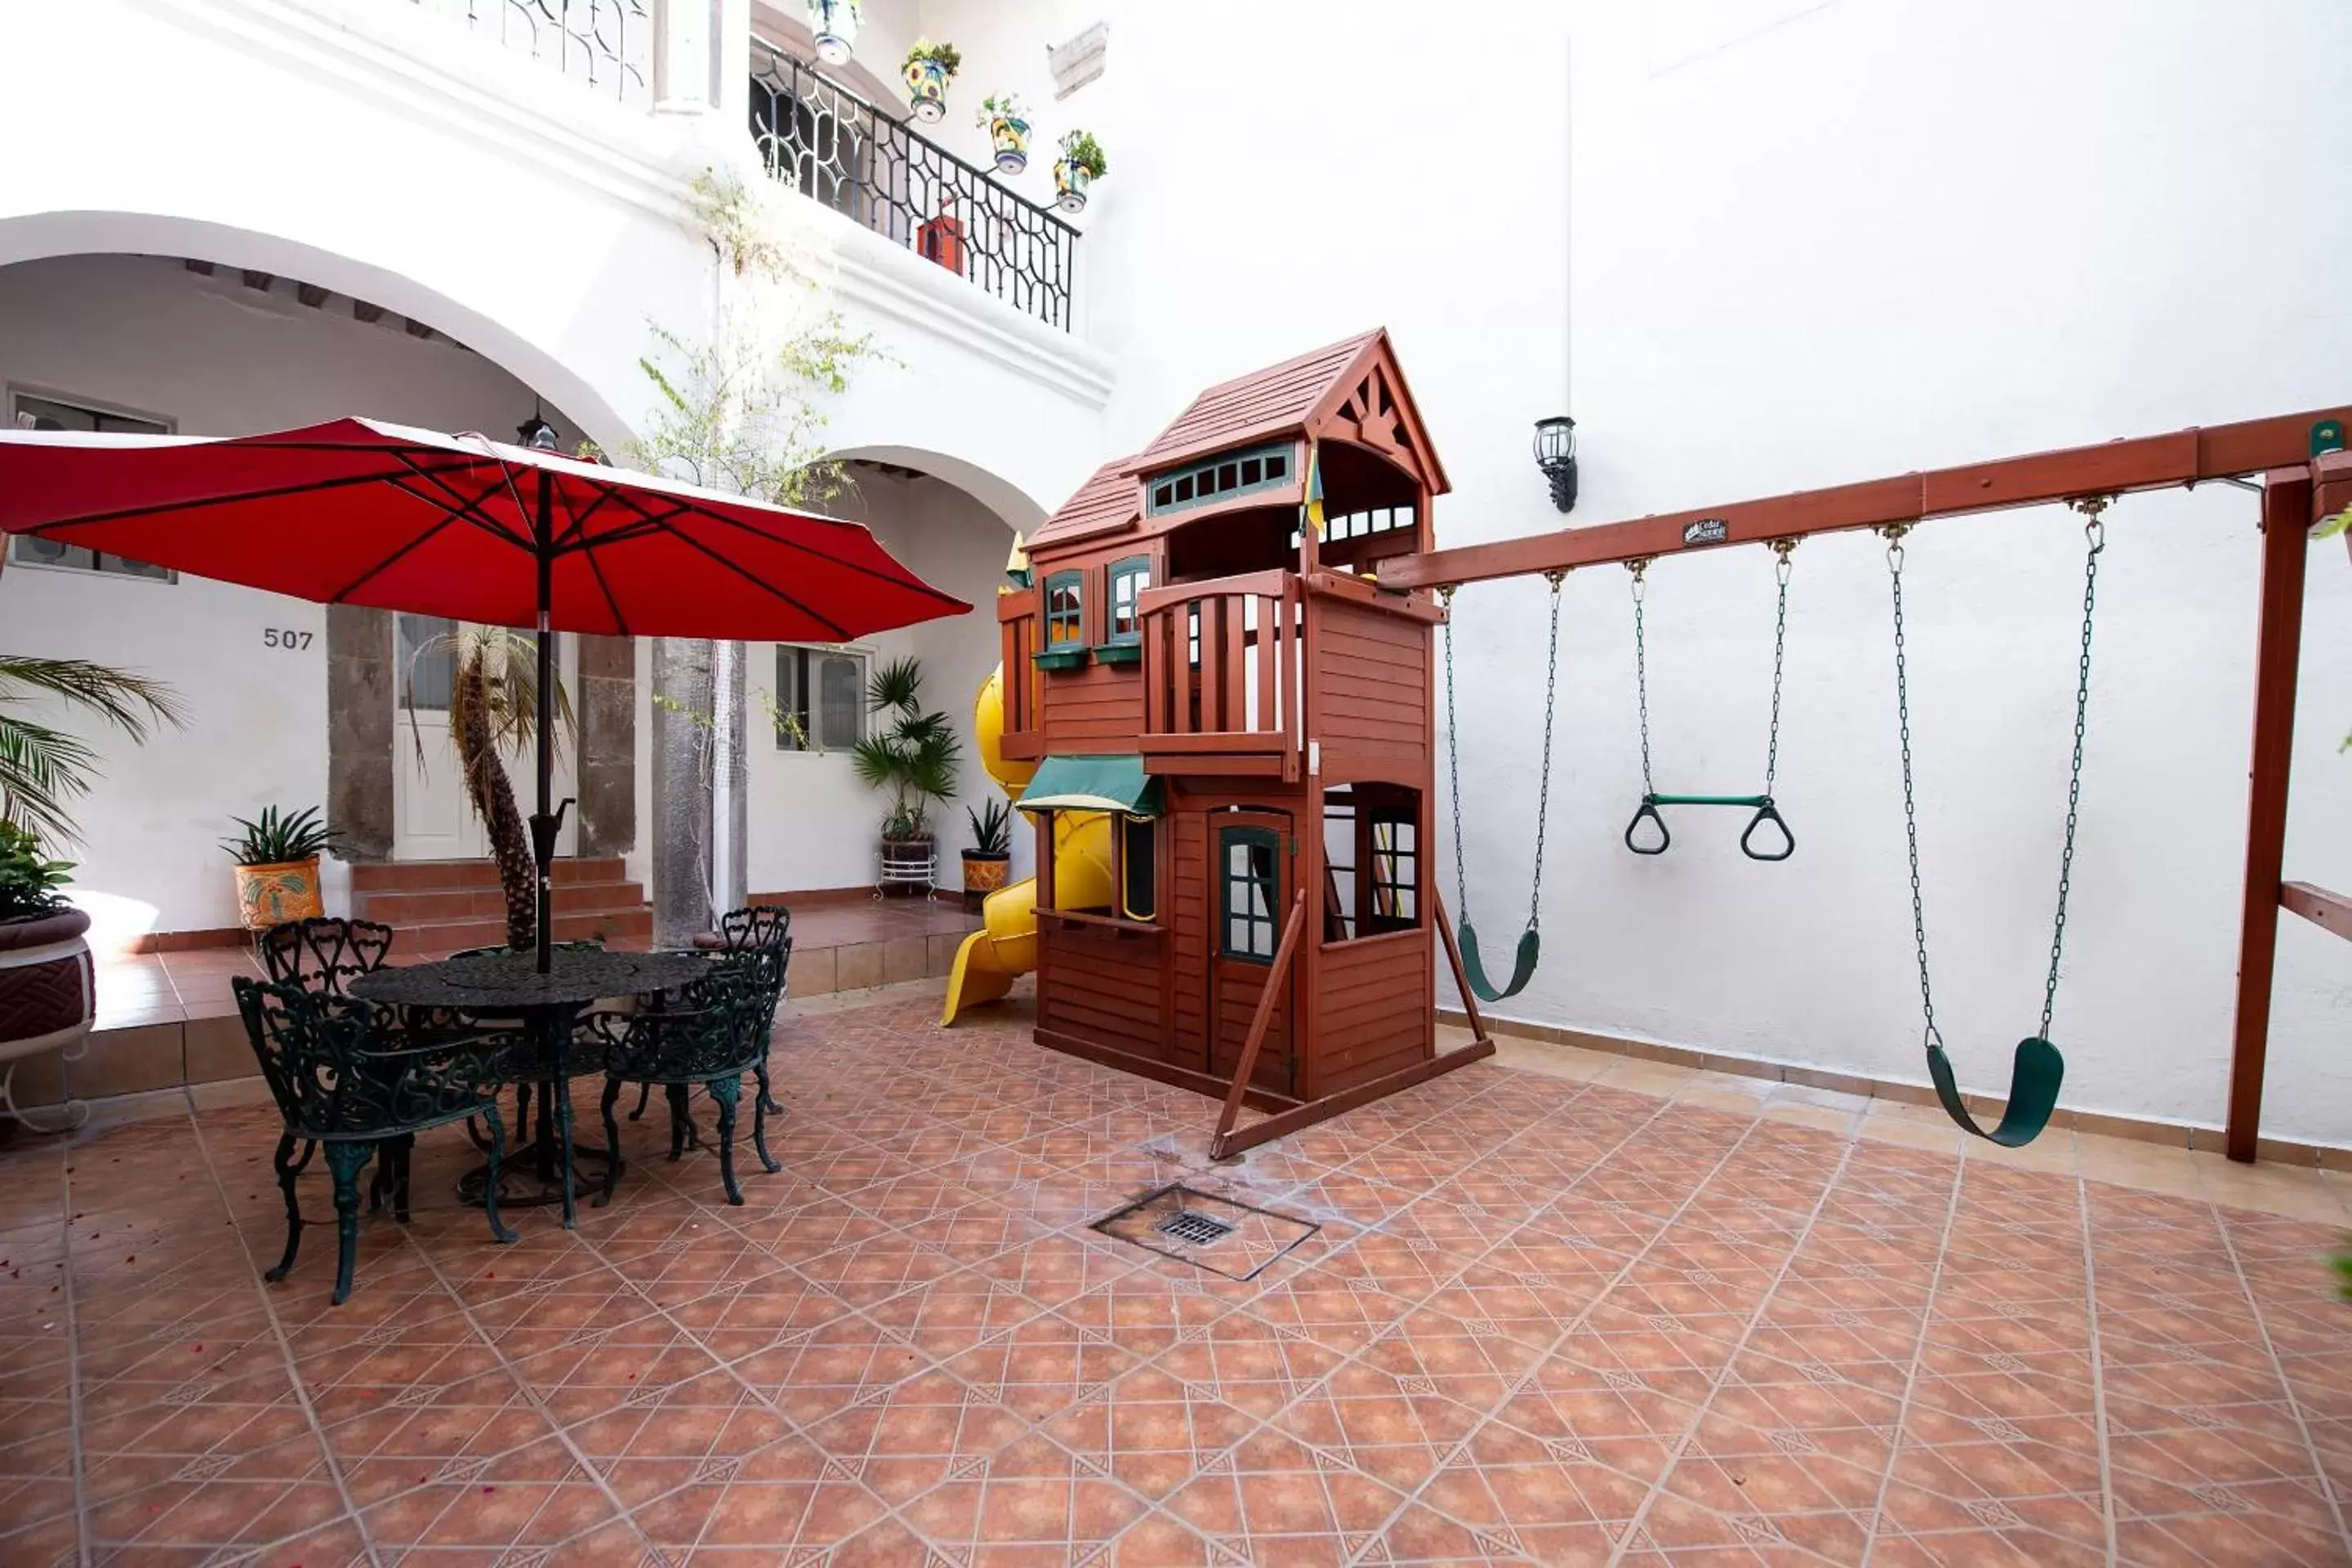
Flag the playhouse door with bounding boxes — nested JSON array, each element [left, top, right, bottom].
[[1208, 812, 1297, 1096]]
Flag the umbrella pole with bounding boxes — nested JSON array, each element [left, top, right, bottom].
[[532, 474, 557, 975]]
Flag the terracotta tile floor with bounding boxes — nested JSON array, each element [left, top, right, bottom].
[[5, 990, 2350, 1566]]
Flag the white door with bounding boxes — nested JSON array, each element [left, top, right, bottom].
[[393, 614, 579, 862]]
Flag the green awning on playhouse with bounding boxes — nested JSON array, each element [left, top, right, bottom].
[[1015, 755, 1161, 817]]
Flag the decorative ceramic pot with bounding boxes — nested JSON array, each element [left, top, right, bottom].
[[904, 56, 951, 122], [0, 906, 93, 1065], [961, 850, 1011, 902], [233, 857, 324, 932], [808, 0, 858, 66], [1053, 158, 1093, 215], [987, 115, 1031, 175]]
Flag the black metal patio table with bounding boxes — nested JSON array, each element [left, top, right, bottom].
[[350, 948, 710, 1227]]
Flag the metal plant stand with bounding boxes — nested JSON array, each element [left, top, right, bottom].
[[351, 948, 708, 1227]]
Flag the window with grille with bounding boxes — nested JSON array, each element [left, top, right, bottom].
[[7, 394, 174, 581], [1145, 443, 1293, 517], [1122, 815, 1157, 921], [1366, 812, 1419, 931], [1044, 570, 1085, 647], [1219, 826, 1281, 962], [1107, 556, 1152, 644], [776, 646, 867, 752]]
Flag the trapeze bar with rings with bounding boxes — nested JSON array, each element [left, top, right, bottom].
[[1620, 541, 1799, 862]]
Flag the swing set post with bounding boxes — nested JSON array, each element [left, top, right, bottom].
[[2226, 468, 2314, 1164]]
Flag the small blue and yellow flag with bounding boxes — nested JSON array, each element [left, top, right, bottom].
[[1302, 442, 1325, 537]]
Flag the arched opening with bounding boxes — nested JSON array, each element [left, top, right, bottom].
[[737, 446, 1045, 904], [0, 243, 638, 947]]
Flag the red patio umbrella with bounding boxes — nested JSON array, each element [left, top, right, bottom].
[[0, 416, 971, 970]]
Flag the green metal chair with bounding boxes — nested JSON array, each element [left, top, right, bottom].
[[234, 977, 522, 1304], [589, 964, 780, 1207]]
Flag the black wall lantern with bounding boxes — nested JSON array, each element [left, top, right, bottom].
[[516, 412, 559, 451], [1534, 416, 1578, 513]]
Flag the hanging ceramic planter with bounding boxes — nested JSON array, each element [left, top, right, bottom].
[[901, 38, 961, 125], [1053, 129, 1108, 215], [806, 0, 860, 67], [978, 93, 1032, 175]]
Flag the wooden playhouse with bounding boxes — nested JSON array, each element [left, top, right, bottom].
[[992, 330, 1494, 1154]]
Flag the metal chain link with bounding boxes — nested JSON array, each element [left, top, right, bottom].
[[1884, 526, 1940, 1049], [1886, 507, 2108, 1051], [1440, 577, 1566, 933], [1765, 541, 1795, 793], [1628, 560, 1654, 795], [1527, 572, 1568, 928], [2042, 501, 2108, 1039]]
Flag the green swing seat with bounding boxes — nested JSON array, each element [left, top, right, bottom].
[[1926, 1036, 2065, 1148], [1456, 920, 1540, 1004]]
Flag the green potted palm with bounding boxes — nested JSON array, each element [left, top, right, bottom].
[[962, 795, 1013, 906], [852, 657, 962, 896], [223, 806, 338, 932], [1053, 130, 1108, 214], [902, 38, 961, 124], [978, 92, 1032, 174]]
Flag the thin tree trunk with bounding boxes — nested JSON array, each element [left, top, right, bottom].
[[456, 653, 537, 950]]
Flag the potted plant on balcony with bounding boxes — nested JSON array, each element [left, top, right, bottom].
[[902, 38, 961, 124], [961, 795, 1013, 906], [1053, 130, 1108, 214], [0, 823, 93, 1137], [978, 93, 1032, 174], [805, 0, 859, 66], [852, 657, 962, 897], [223, 805, 337, 933]]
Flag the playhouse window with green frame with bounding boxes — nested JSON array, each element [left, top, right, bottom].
[[1099, 555, 1152, 664], [1364, 807, 1419, 933], [1219, 826, 1281, 962], [1036, 568, 1090, 670]]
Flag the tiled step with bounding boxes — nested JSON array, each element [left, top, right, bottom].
[[349, 857, 626, 893], [398, 904, 653, 959], [354, 880, 647, 926]]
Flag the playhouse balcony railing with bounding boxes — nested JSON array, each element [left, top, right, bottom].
[[749, 40, 1080, 332], [1138, 571, 1305, 776]]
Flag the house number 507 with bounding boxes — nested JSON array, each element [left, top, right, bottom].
[[262, 629, 314, 650]]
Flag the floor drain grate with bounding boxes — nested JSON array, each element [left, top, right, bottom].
[[1093, 1184, 1321, 1281], [1156, 1209, 1235, 1246]]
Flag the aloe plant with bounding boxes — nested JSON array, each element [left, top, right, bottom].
[[221, 805, 338, 866], [966, 795, 1013, 857]]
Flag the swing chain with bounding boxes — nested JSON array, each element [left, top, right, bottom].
[[2043, 498, 2109, 1039], [1440, 586, 1468, 923], [1885, 529, 1941, 1050], [1765, 539, 1796, 793], [1628, 559, 1654, 795], [1528, 572, 1568, 928], [1886, 512, 2106, 1052]]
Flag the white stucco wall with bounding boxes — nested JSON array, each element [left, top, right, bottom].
[[1036, 0, 2352, 1144], [0, 255, 590, 942]]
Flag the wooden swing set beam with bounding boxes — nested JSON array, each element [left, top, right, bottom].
[[1377, 404, 2352, 591], [1379, 406, 2352, 1166]]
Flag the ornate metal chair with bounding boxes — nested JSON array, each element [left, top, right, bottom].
[[258, 917, 394, 996], [628, 906, 793, 1125], [589, 965, 779, 1206], [233, 977, 520, 1304]]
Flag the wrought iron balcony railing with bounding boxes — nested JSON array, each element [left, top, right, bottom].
[[749, 40, 1079, 332], [408, 0, 653, 103]]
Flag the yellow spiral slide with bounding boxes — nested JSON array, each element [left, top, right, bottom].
[[939, 666, 1116, 1025]]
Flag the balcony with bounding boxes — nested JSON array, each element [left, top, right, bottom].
[[1138, 570, 1306, 778], [407, 0, 653, 103], [749, 41, 1080, 332]]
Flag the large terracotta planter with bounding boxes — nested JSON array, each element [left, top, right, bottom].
[[234, 857, 324, 931], [0, 906, 94, 1133]]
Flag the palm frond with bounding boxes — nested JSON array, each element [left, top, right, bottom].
[[0, 716, 100, 844], [0, 656, 187, 741], [403, 625, 575, 767], [866, 656, 924, 716]]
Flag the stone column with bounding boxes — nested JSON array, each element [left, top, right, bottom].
[[650, 636, 715, 946], [325, 606, 395, 860], [574, 634, 636, 859]]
